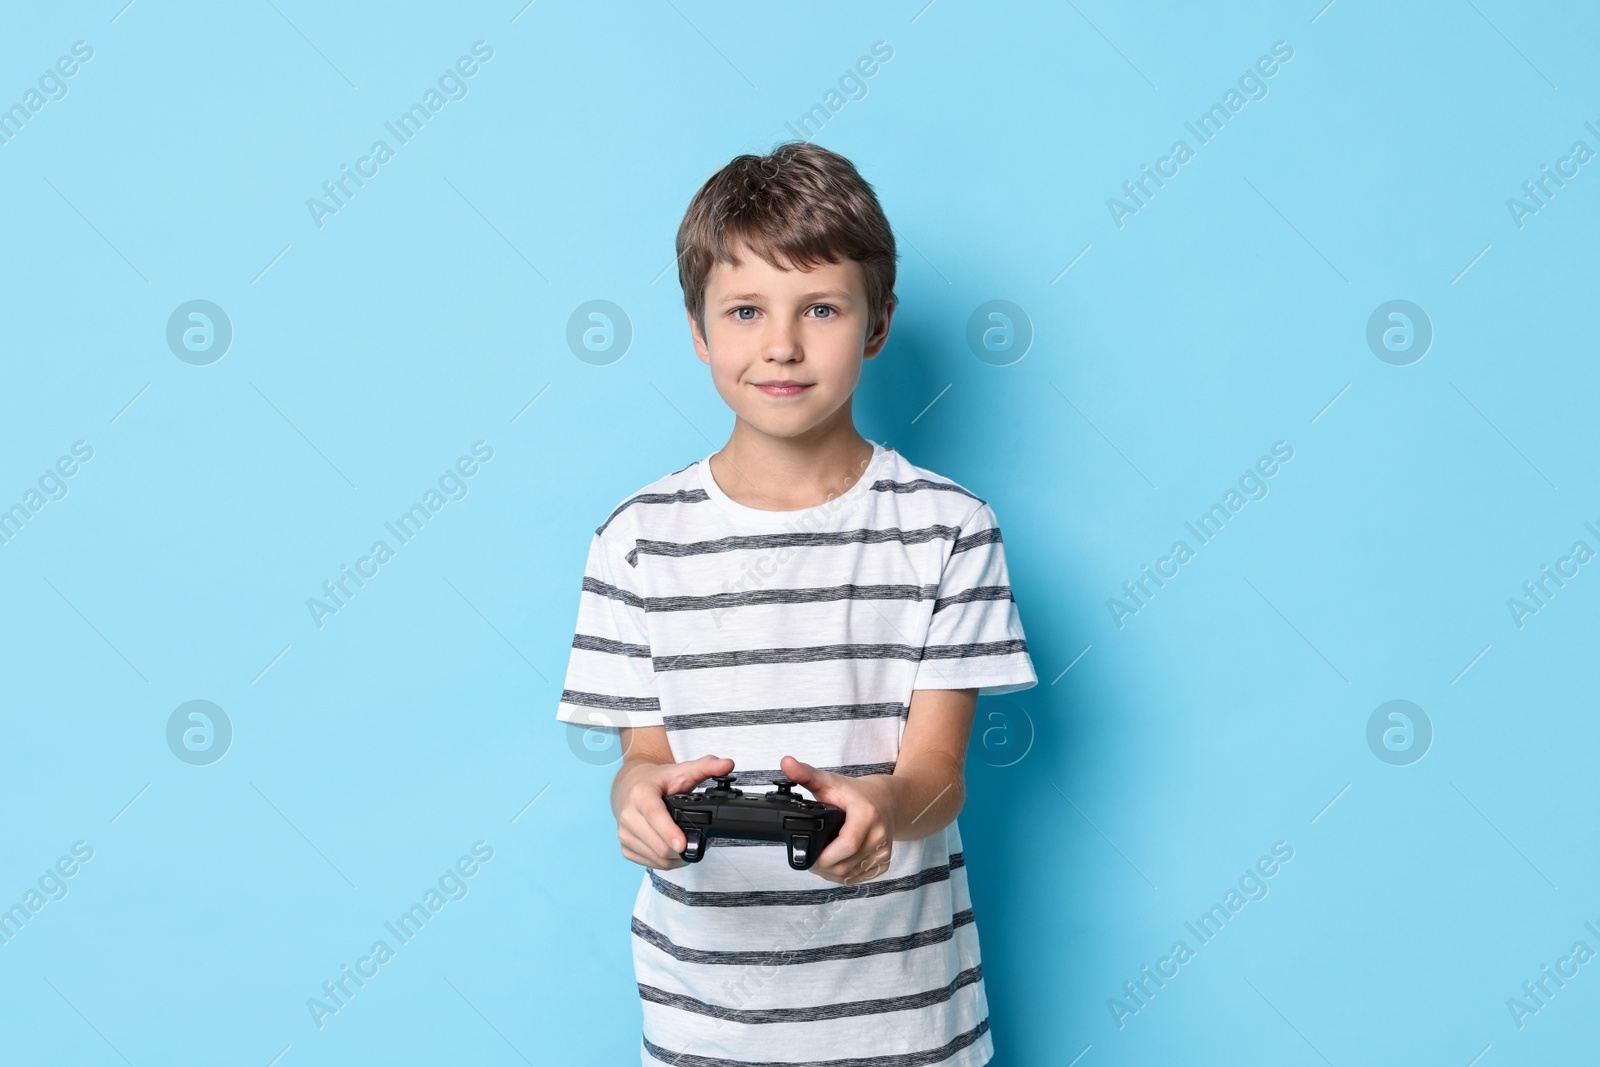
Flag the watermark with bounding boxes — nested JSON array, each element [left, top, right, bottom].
[[0, 841, 94, 947], [565, 706, 631, 766], [566, 300, 633, 365], [306, 840, 494, 1029], [1108, 840, 1294, 1028], [966, 300, 1032, 366], [1507, 920, 1600, 1029], [0, 440, 94, 548], [1506, 120, 1599, 230], [1506, 521, 1600, 629], [781, 40, 894, 142], [0, 40, 94, 148], [1365, 699, 1431, 766], [166, 700, 233, 766], [1108, 441, 1294, 628], [166, 299, 233, 365], [307, 441, 494, 628], [971, 699, 1033, 768], [1107, 41, 1294, 229], [1365, 300, 1432, 366], [307, 41, 495, 229]]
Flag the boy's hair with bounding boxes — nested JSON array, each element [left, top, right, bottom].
[[675, 141, 898, 339]]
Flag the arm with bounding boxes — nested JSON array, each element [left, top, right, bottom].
[[610, 725, 733, 870], [780, 686, 978, 885]]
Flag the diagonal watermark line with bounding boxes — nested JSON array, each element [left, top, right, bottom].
[[252, 243, 292, 285], [899, 231, 951, 285], [1465, 1042, 1492, 1067], [662, 0, 757, 90], [1243, 976, 1335, 1065], [1462, 0, 1557, 89], [251, 782, 359, 889], [512, 783, 551, 823], [911, 384, 952, 424], [1051, 243, 1092, 284], [443, 175, 549, 282], [111, 783, 151, 824], [45, 978, 134, 1065], [252, 642, 293, 685], [1310, 383, 1351, 424], [1051, 781, 1158, 889], [250, 382, 358, 489], [1051, 643, 1092, 684], [264, 0, 357, 88], [111, 383, 151, 423], [110, 0, 137, 23], [44, 177, 148, 283], [909, 782, 953, 827], [1063, 0, 1156, 88], [510, 0, 539, 23], [1310, 783, 1350, 824], [445, 976, 537, 1064], [265, 1044, 292, 1067], [1243, 576, 1349, 683], [42, 576, 148, 683], [1449, 382, 1557, 489], [1242, 176, 1349, 283], [511, 383, 552, 424], [1066, 1045, 1092, 1067], [444, 577, 549, 681], [1451, 243, 1491, 285], [1310, 0, 1338, 23], [910, 0, 939, 23], [1451, 643, 1491, 685], [1450, 781, 1557, 889], [1049, 382, 1157, 488]]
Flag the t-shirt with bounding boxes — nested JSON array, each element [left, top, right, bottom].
[[557, 440, 1038, 1067]]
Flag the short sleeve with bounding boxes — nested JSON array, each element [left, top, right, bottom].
[[912, 501, 1038, 696], [555, 529, 663, 729]]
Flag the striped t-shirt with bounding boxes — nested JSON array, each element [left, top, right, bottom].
[[557, 440, 1038, 1067]]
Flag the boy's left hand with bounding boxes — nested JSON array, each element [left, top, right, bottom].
[[779, 755, 897, 885]]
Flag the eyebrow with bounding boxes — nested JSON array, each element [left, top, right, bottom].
[[716, 289, 853, 305]]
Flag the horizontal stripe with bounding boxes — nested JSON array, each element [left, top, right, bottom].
[[728, 762, 897, 785], [644, 583, 940, 614], [559, 689, 661, 714], [868, 477, 982, 504], [655, 640, 1026, 673], [930, 585, 1012, 615], [572, 633, 651, 658], [629, 525, 960, 565], [649, 853, 964, 909], [662, 702, 907, 732], [639, 964, 982, 1024], [951, 526, 1000, 555], [581, 575, 645, 610], [594, 487, 711, 537], [643, 1015, 989, 1067], [632, 909, 975, 967], [918, 639, 1028, 662]]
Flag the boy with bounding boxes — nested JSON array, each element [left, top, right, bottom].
[[556, 141, 1037, 1067]]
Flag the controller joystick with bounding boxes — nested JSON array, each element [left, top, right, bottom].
[[664, 771, 845, 871]]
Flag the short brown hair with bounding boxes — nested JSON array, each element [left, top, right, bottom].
[[675, 141, 898, 337]]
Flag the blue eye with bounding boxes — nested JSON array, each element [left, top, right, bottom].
[[733, 307, 757, 321]]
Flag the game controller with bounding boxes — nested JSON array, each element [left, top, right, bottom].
[[664, 774, 846, 871]]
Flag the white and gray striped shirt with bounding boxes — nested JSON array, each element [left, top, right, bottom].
[[558, 441, 1037, 1067]]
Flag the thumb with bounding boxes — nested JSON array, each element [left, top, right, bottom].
[[664, 754, 734, 795], [780, 755, 833, 796]]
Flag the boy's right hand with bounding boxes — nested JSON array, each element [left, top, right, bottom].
[[611, 749, 734, 870]]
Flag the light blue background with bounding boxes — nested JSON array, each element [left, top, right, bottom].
[[2, 1, 1596, 1064]]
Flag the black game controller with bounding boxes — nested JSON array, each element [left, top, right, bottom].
[[664, 774, 846, 871]]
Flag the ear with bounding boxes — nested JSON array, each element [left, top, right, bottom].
[[862, 293, 897, 361], [687, 308, 711, 366]]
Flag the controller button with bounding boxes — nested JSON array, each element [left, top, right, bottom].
[[783, 816, 823, 831], [680, 811, 712, 824]]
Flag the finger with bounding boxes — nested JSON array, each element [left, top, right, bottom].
[[624, 804, 684, 860], [620, 825, 682, 869], [666, 754, 735, 795]]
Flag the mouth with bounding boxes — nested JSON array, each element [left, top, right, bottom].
[[751, 381, 813, 398]]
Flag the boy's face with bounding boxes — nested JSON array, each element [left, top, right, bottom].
[[688, 247, 894, 442]]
